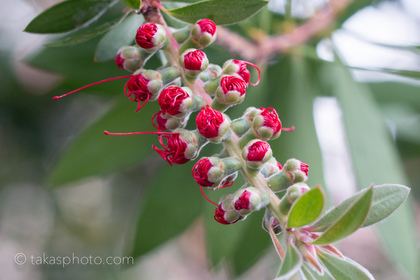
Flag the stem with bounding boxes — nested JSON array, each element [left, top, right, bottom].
[[142, 0, 286, 250]]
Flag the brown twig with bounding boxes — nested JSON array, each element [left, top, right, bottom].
[[215, 0, 353, 63]]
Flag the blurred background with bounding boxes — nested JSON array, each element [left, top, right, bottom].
[[0, 0, 419, 279]]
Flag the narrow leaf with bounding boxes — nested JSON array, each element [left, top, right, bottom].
[[323, 62, 420, 278], [301, 263, 333, 280], [49, 99, 157, 187], [276, 241, 303, 280], [318, 251, 374, 280], [95, 14, 144, 62], [131, 163, 202, 259], [45, 15, 127, 47], [165, 0, 268, 25], [287, 186, 325, 228], [121, 0, 141, 10], [25, 0, 116, 34], [311, 187, 372, 245], [311, 184, 410, 231]]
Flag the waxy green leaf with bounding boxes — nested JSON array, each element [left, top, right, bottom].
[[25, 0, 116, 34], [311, 184, 410, 232], [95, 14, 144, 62], [311, 187, 372, 245], [165, 0, 268, 25], [318, 251, 374, 280], [287, 186, 325, 229], [121, 0, 141, 10], [45, 15, 127, 47], [276, 241, 303, 280], [301, 263, 333, 280], [323, 63, 420, 279]]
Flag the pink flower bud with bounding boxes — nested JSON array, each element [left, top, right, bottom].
[[287, 182, 310, 203], [152, 110, 188, 131], [114, 46, 142, 72], [222, 59, 261, 86], [136, 23, 166, 52], [192, 157, 223, 187], [242, 140, 272, 169], [196, 105, 230, 142], [152, 129, 202, 166], [179, 49, 209, 77], [215, 75, 248, 105], [284, 158, 309, 182], [252, 107, 281, 140], [233, 187, 269, 215], [158, 86, 194, 118], [191, 19, 217, 48], [125, 70, 163, 112], [214, 195, 242, 225]]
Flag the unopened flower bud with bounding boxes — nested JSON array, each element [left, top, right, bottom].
[[232, 187, 269, 216], [215, 75, 248, 105], [261, 158, 282, 178], [199, 64, 223, 82], [230, 107, 262, 137], [252, 107, 282, 140], [191, 19, 217, 48], [158, 86, 194, 118], [115, 46, 143, 72], [268, 159, 309, 192], [262, 211, 282, 235], [152, 129, 207, 165], [214, 194, 243, 225], [152, 110, 188, 131], [287, 182, 310, 203], [196, 105, 230, 143], [179, 48, 209, 77], [136, 23, 166, 52], [278, 183, 310, 217], [222, 59, 261, 86], [242, 140, 272, 169], [192, 156, 241, 189], [125, 69, 163, 111]]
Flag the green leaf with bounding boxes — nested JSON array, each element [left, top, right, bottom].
[[323, 62, 420, 278], [349, 66, 420, 81], [95, 13, 144, 62], [311, 184, 410, 231], [301, 263, 333, 280], [287, 186, 325, 228], [121, 0, 141, 10], [276, 241, 303, 280], [130, 163, 202, 259], [311, 187, 372, 245], [318, 251, 374, 280], [49, 99, 159, 187], [165, 0, 268, 25], [25, 0, 116, 34], [44, 15, 127, 47], [267, 56, 326, 195]]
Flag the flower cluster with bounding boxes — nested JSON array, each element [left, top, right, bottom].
[[55, 18, 358, 277]]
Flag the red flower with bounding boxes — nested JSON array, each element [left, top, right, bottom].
[[220, 76, 247, 96], [260, 107, 281, 134], [152, 133, 189, 165], [114, 53, 124, 69], [197, 19, 216, 36], [158, 86, 192, 116], [125, 74, 150, 102], [214, 204, 240, 225], [183, 49, 206, 71], [192, 158, 214, 186], [234, 190, 252, 211], [246, 141, 271, 161], [196, 105, 225, 139], [300, 162, 309, 176], [136, 23, 158, 49]]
